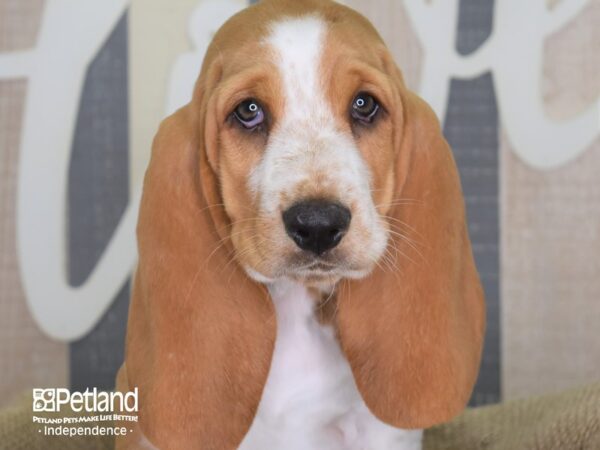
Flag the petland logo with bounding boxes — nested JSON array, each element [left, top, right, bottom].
[[33, 388, 138, 413]]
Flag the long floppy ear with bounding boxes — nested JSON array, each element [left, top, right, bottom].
[[336, 87, 486, 429], [123, 104, 275, 449]]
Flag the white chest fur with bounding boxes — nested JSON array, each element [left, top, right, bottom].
[[239, 280, 422, 450]]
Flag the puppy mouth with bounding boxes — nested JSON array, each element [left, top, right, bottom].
[[300, 261, 337, 272], [290, 262, 342, 285], [244, 253, 372, 285], [288, 256, 361, 282]]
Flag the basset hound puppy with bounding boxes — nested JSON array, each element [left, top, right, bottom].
[[116, 0, 485, 449]]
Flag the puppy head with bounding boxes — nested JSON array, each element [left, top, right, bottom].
[[125, 1, 485, 447], [199, 3, 402, 287]]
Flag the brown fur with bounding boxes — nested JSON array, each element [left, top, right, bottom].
[[117, 0, 485, 448]]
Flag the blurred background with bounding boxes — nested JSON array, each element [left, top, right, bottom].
[[0, 0, 598, 409]]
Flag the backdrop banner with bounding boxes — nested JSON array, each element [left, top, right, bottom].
[[0, 0, 598, 407]]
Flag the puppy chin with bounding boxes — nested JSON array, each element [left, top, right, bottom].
[[243, 264, 337, 288], [242, 244, 382, 288], [287, 260, 377, 288], [290, 272, 341, 289]]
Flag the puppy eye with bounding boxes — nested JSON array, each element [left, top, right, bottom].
[[233, 99, 265, 129], [351, 93, 379, 123]]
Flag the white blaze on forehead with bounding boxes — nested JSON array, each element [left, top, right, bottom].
[[266, 16, 329, 125]]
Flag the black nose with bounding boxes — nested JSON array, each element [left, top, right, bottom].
[[282, 200, 351, 255]]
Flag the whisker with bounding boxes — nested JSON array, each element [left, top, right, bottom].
[[383, 231, 420, 267], [195, 201, 257, 217], [223, 239, 274, 284], [317, 287, 336, 311], [380, 215, 426, 242], [385, 227, 426, 262], [222, 235, 273, 277], [373, 243, 404, 283], [204, 230, 245, 267], [228, 215, 271, 227], [375, 197, 423, 208], [182, 263, 204, 306], [195, 202, 226, 215], [383, 239, 402, 273], [381, 218, 423, 245]]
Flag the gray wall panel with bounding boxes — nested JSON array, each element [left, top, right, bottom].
[[444, 74, 500, 405], [68, 12, 130, 391], [445, 0, 500, 405], [456, 0, 495, 55]]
